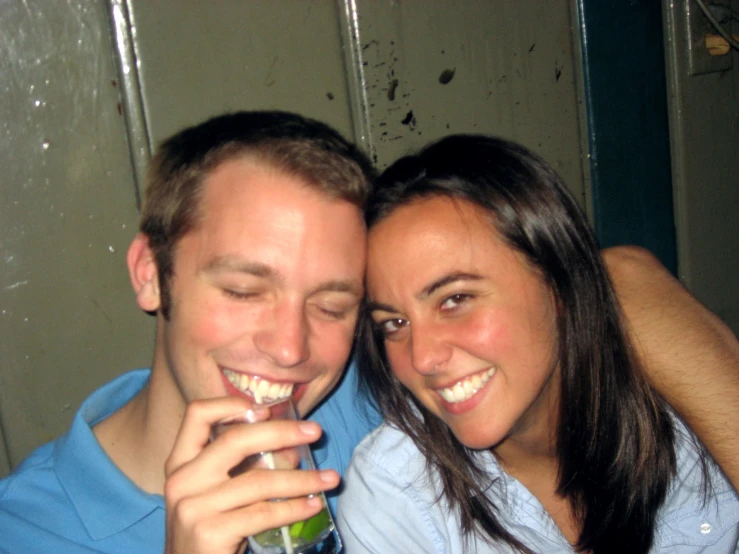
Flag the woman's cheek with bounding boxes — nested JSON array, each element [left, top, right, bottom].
[[385, 342, 414, 381]]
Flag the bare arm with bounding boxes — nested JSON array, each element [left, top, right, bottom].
[[604, 245, 739, 490]]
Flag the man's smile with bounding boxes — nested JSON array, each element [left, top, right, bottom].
[[222, 368, 295, 404]]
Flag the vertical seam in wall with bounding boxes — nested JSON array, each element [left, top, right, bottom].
[[0, 405, 12, 473], [337, 0, 376, 163], [574, 0, 601, 238], [661, 0, 690, 285], [568, 0, 594, 224], [106, 0, 152, 212]]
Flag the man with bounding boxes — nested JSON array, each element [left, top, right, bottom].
[[0, 111, 736, 554], [0, 111, 379, 553]]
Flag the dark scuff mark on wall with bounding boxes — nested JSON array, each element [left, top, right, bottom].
[[438, 68, 455, 84], [264, 56, 278, 87], [387, 79, 399, 101], [401, 110, 416, 130]]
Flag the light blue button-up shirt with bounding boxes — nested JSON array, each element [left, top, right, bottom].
[[338, 419, 739, 553]]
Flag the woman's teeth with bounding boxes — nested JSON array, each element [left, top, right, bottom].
[[223, 369, 294, 404], [437, 368, 496, 404]]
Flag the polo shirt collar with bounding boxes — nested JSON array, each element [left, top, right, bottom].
[[53, 370, 165, 540]]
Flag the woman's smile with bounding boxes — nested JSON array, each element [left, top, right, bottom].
[[434, 367, 496, 404]]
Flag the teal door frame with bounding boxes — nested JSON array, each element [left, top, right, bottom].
[[577, 0, 677, 274]]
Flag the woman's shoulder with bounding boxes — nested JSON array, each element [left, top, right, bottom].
[[654, 416, 739, 550], [350, 422, 430, 484]]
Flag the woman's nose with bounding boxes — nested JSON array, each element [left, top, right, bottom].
[[409, 320, 452, 375]]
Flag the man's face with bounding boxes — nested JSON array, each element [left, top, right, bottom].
[[152, 158, 367, 417]]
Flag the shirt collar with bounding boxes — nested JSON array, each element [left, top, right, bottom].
[[53, 370, 165, 540]]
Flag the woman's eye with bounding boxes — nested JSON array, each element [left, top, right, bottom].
[[378, 318, 408, 336], [440, 294, 470, 310]]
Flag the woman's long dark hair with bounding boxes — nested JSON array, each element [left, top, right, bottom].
[[357, 135, 677, 553]]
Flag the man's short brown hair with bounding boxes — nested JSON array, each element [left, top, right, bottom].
[[140, 110, 375, 318]]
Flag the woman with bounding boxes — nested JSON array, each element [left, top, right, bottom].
[[338, 135, 739, 553]]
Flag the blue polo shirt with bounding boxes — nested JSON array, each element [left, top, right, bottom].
[[0, 364, 380, 553]]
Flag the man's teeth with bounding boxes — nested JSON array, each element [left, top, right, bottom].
[[223, 369, 294, 404], [437, 368, 496, 404]]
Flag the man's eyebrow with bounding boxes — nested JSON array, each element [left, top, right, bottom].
[[419, 272, 482, 299], [201, 257, 276, 279], [317, 280, 364, 296], [201, 256, 363, 296]]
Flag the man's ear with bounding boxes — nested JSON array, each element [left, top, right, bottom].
[[127, 233, 161, 313]]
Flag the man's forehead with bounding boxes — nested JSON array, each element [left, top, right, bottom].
[[184, 159, 367, 265], [205, 152, 365, 211], [201, 157, 324, 206]]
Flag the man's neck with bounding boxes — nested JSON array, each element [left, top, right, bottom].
[[92, 372, 182, 495]]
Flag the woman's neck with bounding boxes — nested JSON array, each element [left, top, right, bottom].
[[493, 370, 559, 475], [491, 390, 584, 547]]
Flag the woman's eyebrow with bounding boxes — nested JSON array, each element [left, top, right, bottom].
[[365, 300, 397, 314], [419, 272, 482, 299], [365, 272, 483, 314]]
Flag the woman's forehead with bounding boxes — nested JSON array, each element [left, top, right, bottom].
[[366, 197, 517, 292], [368, 196, 496, 250]]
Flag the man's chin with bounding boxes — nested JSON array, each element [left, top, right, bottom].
[[296, 376, 343, 418]]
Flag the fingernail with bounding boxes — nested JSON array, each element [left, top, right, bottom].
[[307, 495, 322, 508], [318, 470, 336, 484], [298, 421, 320, 436], [244, 406, 271, 423]]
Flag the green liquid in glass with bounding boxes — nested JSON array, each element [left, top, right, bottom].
[[253, 507, 332, 548]]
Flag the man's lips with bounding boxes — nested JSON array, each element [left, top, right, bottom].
[[222, 368, 295, 404]]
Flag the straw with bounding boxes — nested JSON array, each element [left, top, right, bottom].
[[263, 451, 294, 554]]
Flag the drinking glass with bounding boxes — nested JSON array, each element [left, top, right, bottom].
[[212, 398, 342, 554]]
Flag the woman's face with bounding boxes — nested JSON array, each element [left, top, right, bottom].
[[366, 195, 560, 451]]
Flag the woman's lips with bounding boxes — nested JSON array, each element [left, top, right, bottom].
[[434, 367, 496, 404]]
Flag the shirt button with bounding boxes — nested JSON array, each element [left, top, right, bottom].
[[700, 523, 712, 534]]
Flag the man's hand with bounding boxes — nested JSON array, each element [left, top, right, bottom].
[[163, 396, 339, 554]]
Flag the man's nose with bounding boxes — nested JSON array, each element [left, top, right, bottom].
[[409, 320, 452, 375], [253, 301, 310, 367]]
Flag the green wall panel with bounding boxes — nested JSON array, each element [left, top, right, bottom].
[[578, 0, 677, 273]]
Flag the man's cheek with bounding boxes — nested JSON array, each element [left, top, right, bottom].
[[189, 304, 250, 344]]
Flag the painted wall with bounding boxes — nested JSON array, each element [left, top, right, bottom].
[[8, 0, 699, 475], [0, 1, 154, 475], [663, 0, 739, 335]]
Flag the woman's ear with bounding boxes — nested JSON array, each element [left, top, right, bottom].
[[127, 233, 161, 313]]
